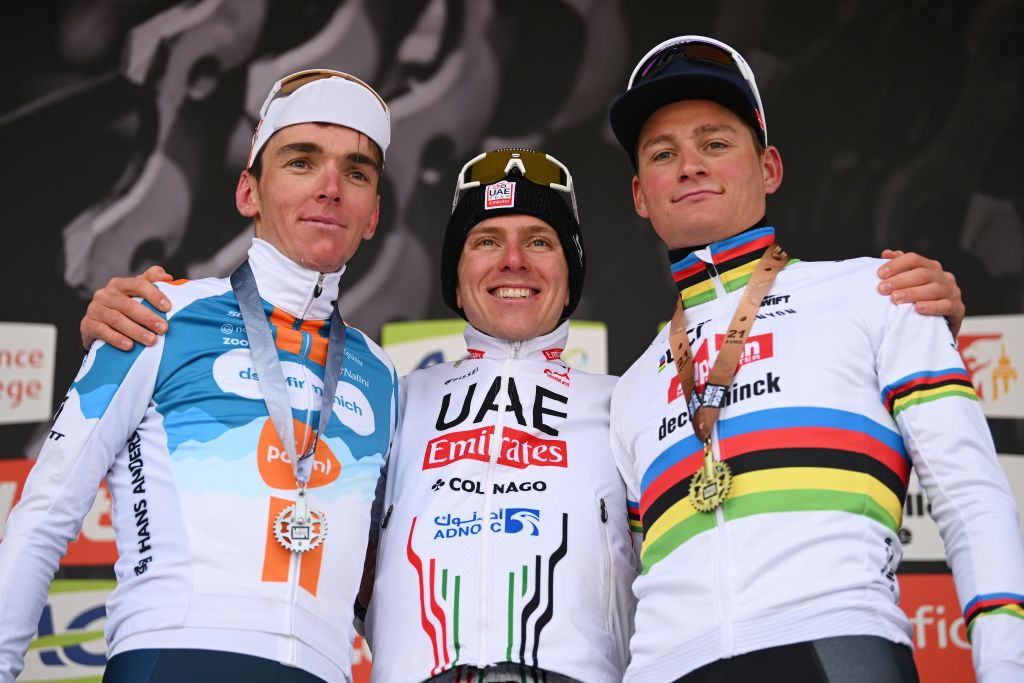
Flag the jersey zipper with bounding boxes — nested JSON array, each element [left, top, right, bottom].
[[705, 258, 734, 654], [287, 312, 319, 665], [477, 340, 519, 666], [599, 498, 613, 631]]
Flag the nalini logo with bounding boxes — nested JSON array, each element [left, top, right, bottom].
[[484, 180, 515, 210], [423, 425, 567, 470], [958, 334, 1018, 401]]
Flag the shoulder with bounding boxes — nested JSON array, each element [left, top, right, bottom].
[[343, 324, 398, 381], [612, 326, 669, 403], [788, 256, 884, 288], [154, 276, 234, 321]]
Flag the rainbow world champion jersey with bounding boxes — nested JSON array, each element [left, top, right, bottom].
[[610, 226, 1024, 683]]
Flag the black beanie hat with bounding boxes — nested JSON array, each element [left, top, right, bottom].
[[441, 172, 585, 322]]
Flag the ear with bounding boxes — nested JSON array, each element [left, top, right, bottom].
[[761, 146, 784, 196], [455, 282, 462, 309], [236, 170, 260, 218], [631, 174, 650, 219], [362, 195, 381, 241]]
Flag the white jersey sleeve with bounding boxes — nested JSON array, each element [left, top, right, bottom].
[[0, 338, 160, 683], [875, 303, 1024, 682]]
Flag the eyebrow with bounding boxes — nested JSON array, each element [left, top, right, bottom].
[[640, 123, 741, 152], [275, 143, 382, 174], [693, 123, 738, 136]]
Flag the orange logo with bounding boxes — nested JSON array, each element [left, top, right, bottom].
[[257, 418, 341, 489]]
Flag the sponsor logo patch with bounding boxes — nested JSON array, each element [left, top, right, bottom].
[[544, 368, 570, 387], [484, 180, 515, 210], [668, 332, 774, 402], [543, 348, 563, 361], [431, 477, 548, 494], [423, 425, 567, 470], [431, 507, 541, 540]]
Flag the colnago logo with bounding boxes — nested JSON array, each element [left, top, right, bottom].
[[669, 332, 774, 402], [423, 425, 567, 470]]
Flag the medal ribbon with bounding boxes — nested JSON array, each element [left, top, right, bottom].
[[230, 261, 346, 487], [668, 243, 788, 510]]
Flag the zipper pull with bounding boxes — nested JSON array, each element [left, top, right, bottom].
[[313, 273, 325, 298], [381, 504, 394, 529], [599, 498, 608, 523]]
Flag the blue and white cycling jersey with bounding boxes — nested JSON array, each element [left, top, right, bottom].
[[0, 239, 398, 683]]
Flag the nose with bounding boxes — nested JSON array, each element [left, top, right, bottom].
[[316, 168, 342, 204], [498, 240, 528, 271], [676, 148, 708, 181]]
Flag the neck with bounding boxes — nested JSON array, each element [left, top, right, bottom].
[[463, 320, 571, 362], [247, 238, 345, 320]]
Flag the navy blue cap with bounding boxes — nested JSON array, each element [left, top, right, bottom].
[[610, 37, 766, 168]]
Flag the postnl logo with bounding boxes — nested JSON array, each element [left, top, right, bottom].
[[257, 418, 340, 489]]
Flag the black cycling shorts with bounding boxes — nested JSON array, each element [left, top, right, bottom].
[[673, 635, 919, 683]]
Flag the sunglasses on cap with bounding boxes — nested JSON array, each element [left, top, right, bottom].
[[627, 35, 766, 140], [259, 68, 389, 119], [451, 148, 579, 221]]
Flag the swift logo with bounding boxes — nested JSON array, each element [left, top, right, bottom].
[[423, 426, 567, 470]]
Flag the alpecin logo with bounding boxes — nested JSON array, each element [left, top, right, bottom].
[[668, 332, 774, 403], [423, 425, 567, 470]]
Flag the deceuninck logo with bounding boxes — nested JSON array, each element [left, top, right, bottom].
[[485, 180, 515, 210]]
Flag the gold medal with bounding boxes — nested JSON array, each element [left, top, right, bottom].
[[689, 440, 732, 512]]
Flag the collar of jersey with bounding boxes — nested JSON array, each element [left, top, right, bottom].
[[667, 224, 783, 308], [248, 238, 344, 320], [462, 320, 571, 362]]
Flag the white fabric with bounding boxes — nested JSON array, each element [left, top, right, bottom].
[[366, 322, 637, 683], [610, 243, 1024, 682], [249, 76, 390, 166]]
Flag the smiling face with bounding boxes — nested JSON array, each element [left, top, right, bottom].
[[632, 99, 783, 249], [235, 122, 382, 273], [455, 214, 570, 342]]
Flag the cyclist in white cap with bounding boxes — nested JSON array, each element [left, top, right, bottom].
[[0, 69, 398, 683], [607, 35, 1024, 682]]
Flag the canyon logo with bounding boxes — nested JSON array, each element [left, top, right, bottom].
[[423, 425, 567, 470]]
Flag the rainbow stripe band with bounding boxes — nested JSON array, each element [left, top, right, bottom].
[[627, 500, 643, 534], [670, 227, 798, 308], [964, 593, 1024, 638], [881, 368, 977, 418], [638, 407, 909, 574]]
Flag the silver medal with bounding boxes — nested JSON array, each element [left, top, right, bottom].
[[274, 488, 328, 553]]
